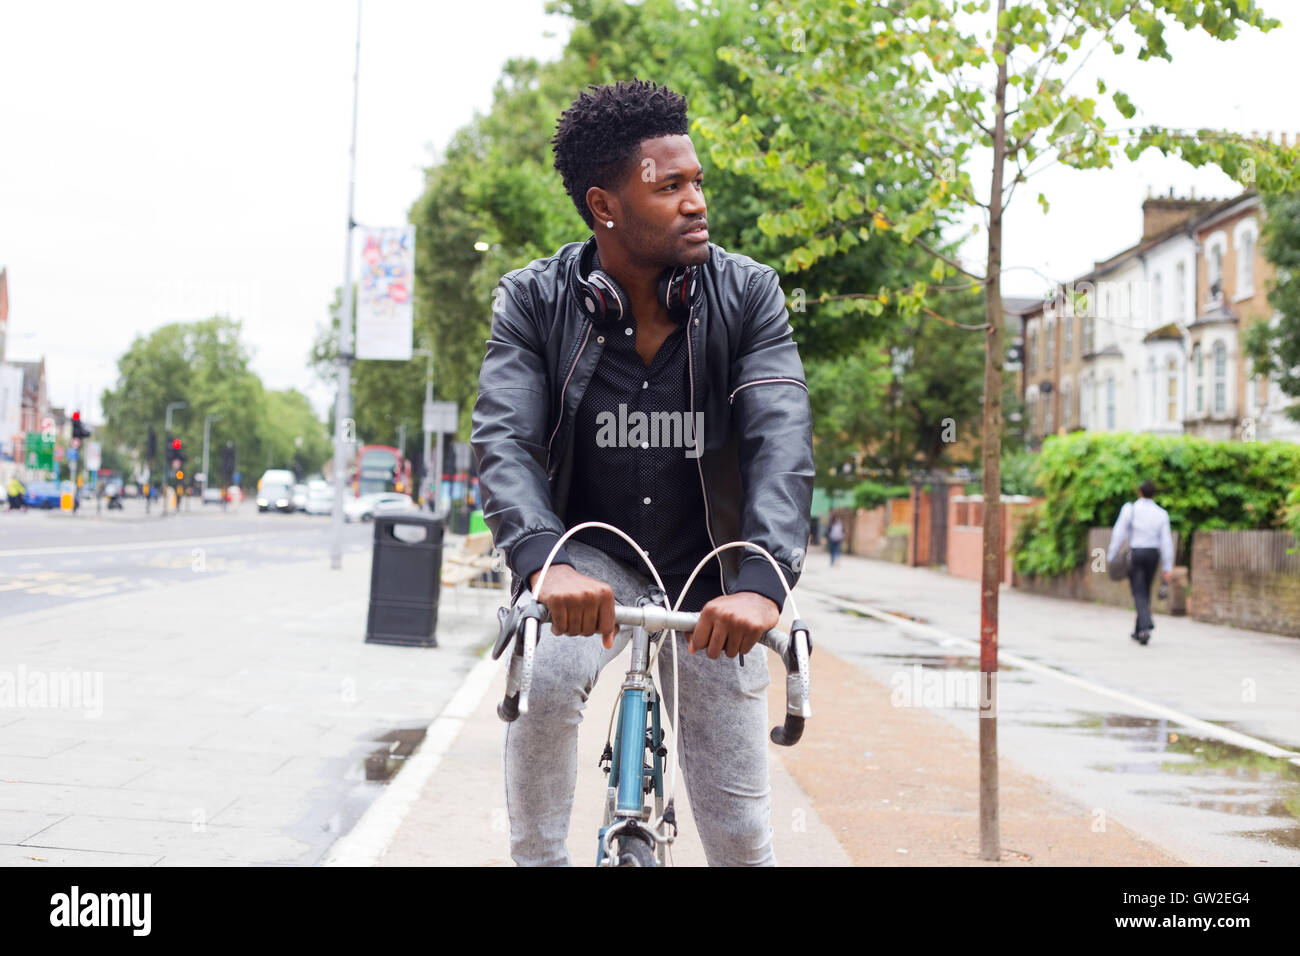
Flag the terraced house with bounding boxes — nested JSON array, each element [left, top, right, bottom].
[[1020, 187, 1299, 446]]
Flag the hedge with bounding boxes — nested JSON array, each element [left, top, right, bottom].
[[1012, 432, 1300, 579]]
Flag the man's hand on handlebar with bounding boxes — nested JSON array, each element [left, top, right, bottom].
[[688, 592, 780, 660], [529, 564, 618, 647]]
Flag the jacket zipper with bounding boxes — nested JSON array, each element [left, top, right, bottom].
[[687, 304, 727, 594], [546, 320, 593, 465], [728, 377, 808, 404]]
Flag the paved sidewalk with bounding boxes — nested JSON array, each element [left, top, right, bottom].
[[0, 550, 494, 865]]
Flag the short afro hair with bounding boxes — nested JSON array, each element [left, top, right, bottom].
[[552, 79, 690, 229]]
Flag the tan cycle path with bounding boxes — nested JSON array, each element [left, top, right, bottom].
[[376, 634, 1180, 866]]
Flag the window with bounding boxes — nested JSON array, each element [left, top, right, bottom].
[[1175, 261, 1187, 319], [1062, 380, 1073, 429], [1193, 343, 1203, 414], [1044, 391, 1055, 434], [1080, 379, 1091, 429], [1045, 318, 1055, 369], [1027, 328, 1037, 374], [1083, 316, 1094, 354], [1064, 314, 1073, 360], [1166, 358, 1178, 422], [1106, 375, 1116, 430], [1148, 359, 1157, 425], [1027, 391, 1038, 439], [1209, 243, 1225, 298], [1237, 228, 1256, 298], [1213, 340, 1227, 414], [1152, 272, 1163, 326]]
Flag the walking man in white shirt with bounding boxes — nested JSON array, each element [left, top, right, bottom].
[[1106, 480, 1174, 645]]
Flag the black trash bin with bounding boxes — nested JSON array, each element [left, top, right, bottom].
[[365, 513, 444, 647]]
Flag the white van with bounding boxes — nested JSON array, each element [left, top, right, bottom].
[[258, 469, 295, 491]]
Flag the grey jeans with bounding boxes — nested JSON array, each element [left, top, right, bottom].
[[504, 540, 776, 866]]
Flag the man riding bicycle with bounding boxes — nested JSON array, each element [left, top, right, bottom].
[[471, 80, 813, 866]]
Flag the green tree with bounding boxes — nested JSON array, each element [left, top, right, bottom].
[[100, 317, 264, 480]]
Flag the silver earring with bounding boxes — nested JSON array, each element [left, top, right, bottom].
[[606, 220, 614, 229]]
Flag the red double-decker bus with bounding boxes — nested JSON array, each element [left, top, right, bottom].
[[352, 445, 412, 497]]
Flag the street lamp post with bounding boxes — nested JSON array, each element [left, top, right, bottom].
[[164, 401, 186, 516], [412, 345, 433, 507], [202, 415, 222, 499], [330, 0, 362, 571]]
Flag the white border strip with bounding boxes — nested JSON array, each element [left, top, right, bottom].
[[323, 651, 501, 866], [802, 587, 1300, 766], [0, 532, 291, 558]]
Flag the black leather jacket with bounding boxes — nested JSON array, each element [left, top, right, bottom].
[[471, 235, 814, 607]]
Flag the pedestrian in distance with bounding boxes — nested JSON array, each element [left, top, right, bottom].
[[1106, 479, 1173, 646], [6, 475, 26, 511], [827, 515, 845, 566]]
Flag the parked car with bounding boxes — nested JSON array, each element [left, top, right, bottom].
[[291, 483, 308, 512], [202, 487, 224, 505], [344, 492, 416, 522], [256, 482, 295, 513], [304, 480, 333, 515]]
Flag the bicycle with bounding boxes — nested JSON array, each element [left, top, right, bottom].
[[491, 526, 813, 867]]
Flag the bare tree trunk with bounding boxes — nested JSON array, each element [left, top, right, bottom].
[[979, 0, 1010, 863]]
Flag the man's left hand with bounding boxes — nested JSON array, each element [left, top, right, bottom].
[[688, 592, 780, 659]]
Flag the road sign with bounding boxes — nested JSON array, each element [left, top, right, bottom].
[[423, 400, 458, 433], [68, 446, 78, 463]]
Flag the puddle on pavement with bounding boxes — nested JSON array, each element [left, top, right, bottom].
[[838, 607, 930, 625], [1036, 711, 1300, 850], [871, 652, 1018, 673], [363, 727, 428, 783]]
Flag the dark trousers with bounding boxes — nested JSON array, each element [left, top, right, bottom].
[[1128, 548, 1160, 634]]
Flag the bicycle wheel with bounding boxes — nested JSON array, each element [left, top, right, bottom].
[[613, 830, 657, 867]]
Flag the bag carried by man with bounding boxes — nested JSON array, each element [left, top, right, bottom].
[[1107, 501, 1133, 581]]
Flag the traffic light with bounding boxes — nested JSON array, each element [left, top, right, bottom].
[[71, 411, 91, 440], [169, 437, 186, 470]]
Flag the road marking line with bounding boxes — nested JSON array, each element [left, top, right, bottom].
[[0, 532, 295, 558], [323, 651, 501, 867], [801, 586, 1300, 766]]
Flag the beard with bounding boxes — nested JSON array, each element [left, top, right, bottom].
[[617, 205, 709, 269]]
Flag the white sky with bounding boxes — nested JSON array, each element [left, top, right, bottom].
[[0, 0, 568, 421], [2, 2, 1296, 423]]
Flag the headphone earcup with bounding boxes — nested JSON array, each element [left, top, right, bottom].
[[658, 266, 697, 321], [580, 268, 628, 325]]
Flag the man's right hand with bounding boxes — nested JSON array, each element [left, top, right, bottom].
[[529, 564, 618, 647]]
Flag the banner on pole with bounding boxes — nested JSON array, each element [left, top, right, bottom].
[[355, 226, 415, 361]]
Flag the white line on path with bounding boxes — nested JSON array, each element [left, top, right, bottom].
[[802, 586, 1300, 767], [0, 532, 292, 558], [323, 651, 502, 867]]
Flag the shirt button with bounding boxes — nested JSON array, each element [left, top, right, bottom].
[[643, 497, 651, 505], [596, 335, 605, 344], [624, 327, 633, 336], [642, 380, 648, 389]]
